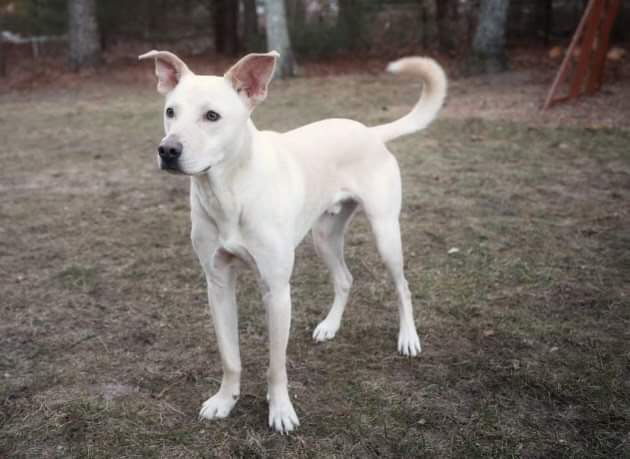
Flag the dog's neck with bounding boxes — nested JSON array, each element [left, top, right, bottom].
[[210, 119, 256, 180], [190, 119, 259, 234]]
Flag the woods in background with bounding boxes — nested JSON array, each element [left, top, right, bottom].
[[0, 0, 628, 75], [67, 0, 100, 70], [470, 0, 510, 73], [266, 0, 295, 78]]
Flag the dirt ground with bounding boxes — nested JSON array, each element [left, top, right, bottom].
[[1, 58, 629, 458]]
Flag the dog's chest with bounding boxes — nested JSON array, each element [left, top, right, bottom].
[[191, 177, 243, 241]]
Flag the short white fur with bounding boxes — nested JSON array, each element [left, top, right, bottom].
[[139, 50, 447, 433]]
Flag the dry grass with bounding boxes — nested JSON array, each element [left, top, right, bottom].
[[1, 73, 629, 458]]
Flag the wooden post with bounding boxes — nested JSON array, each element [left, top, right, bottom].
[[543, 0, 621, 110], [568, 0, 604, 98], [586, 0, 621, 94], [543, 0, 594, 109]]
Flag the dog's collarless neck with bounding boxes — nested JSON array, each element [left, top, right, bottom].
[[190, 124, 260, 231]]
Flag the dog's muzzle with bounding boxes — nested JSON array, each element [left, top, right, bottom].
[[158, 138, 183, 172]]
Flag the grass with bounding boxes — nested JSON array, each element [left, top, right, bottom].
[[0, 75, 629, 458], [57, 265, 99, 292]]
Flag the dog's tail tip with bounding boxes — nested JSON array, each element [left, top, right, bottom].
[[138, 50, 160, 61], [373, 56, 447, 143], [386, 60, 403, 74], [386, 56, 444, 76]]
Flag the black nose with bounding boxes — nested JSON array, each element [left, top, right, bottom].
[[158, 139, 183, 161]]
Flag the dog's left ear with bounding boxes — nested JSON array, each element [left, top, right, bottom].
[[224, 51, 279, 108]]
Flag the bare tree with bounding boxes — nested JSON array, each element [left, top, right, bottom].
[[67, 0, 101, 71], [337, 0, 364, 50], [0, 37, 5, 77], [469, 0, 511, 74], [436, 0, 458, 52], [242, 0, 260, 51], [543, 0, 553, 45], [213, 0, 240, 55], [265, 0, 295, 78]]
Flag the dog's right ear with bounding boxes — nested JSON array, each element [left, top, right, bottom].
[[138, 50, 192, 95]]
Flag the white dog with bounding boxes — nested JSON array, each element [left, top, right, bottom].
[[139, 50, 446, 433]]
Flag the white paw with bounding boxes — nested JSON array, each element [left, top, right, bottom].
[[398, 328, 422, 357], [198, 393, 238, 420], [312, 319, 340, 342], [268, 398, 300, 433]]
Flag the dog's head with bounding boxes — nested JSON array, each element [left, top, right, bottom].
[[139, 50, 278, 175]]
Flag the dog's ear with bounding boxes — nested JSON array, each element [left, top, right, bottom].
[[138, 50, 192, 95], [224, 51, 279, 108]]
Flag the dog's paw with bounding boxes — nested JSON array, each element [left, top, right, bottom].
[[312, 319, 340, 342], [198, 393, 238, 420], [398, 328, 422, 357], [268, 398, 299, 434]]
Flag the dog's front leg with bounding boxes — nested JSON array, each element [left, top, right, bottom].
[[197, 249, 241, 421], [257, 250, 299, 433]]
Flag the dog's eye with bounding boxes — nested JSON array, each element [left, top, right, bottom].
[[205, 110, 221, 122], [165, 107, 175, 118]]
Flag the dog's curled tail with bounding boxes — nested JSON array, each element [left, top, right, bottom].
[[371, 57, 447, 143]]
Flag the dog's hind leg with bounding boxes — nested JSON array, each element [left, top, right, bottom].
[[311, 200, 359, 342], [368, 215, 421, 356], [361, 155, 421, 356]]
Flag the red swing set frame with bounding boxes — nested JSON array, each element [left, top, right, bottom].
[[543, 0, 622, 110]]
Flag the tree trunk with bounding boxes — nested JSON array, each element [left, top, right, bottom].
[[242, 0, 260, 51], [543, 0, 553, 45], [213, 0, 240, 55], [67, 0, 101, 71], [436, 0, 458, 52], [286, 0, 306, 35], [265, 0, 295, 78], [469, 0, 510, 74], [337, 0, 363, 51], [0, 39, 6, 77]]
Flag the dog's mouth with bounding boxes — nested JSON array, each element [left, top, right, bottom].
[[159, 163, 211, 176], [160, 162, 184, 175], [157, 155, 211, 176]]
